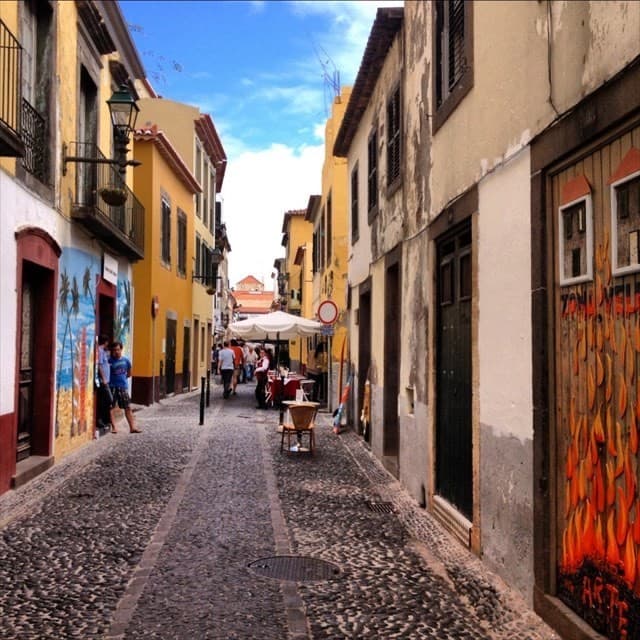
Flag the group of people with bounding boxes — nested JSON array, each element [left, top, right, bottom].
[[96, 335, 142, 435], [212, 339, 327, 408], [213, 340, 272, 407]]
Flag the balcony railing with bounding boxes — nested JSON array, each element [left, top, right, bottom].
[[0, 18, 24, 157], [67, 142, 144, 260], [21, 98, 48, 183]]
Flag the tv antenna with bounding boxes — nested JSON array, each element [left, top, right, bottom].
[[312, 41, 341, 115]]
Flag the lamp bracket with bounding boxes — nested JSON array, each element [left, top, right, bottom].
[[62, 143, 141, 176]]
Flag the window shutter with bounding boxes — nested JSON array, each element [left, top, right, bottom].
[[448, 0, 466, 91]]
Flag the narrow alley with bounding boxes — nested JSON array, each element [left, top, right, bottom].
[[0, 384, 559, 640]]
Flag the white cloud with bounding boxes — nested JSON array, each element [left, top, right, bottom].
[[222, 143, 323, 288]]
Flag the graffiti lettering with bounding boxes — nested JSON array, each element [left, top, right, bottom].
[[577, 575, 629, 637], [561, 281, 640, 317]]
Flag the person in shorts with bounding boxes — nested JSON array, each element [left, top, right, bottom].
[[109, 341, 142, 434]]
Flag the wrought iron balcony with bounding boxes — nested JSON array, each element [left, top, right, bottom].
[[67, 142, 144, 261], [0, 19, 25, 157]]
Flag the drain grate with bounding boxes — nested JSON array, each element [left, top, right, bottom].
[[247, 555, 341, 582], [365, 500, 394, 514]]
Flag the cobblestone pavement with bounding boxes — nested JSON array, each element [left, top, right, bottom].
[[0, 384, 561, 639]]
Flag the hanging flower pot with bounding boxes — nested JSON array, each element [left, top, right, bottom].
[[99, 186, 128, 207], [206, 286, 216, 295]]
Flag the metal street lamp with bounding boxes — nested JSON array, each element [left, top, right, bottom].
[[63, 83, 141, 178], [106, 84, 140, 175]]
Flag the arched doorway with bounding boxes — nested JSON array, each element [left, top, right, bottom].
[[7, 228, 60, 490]]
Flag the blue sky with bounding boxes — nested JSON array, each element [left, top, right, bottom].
[[120, 0, 402, 287]]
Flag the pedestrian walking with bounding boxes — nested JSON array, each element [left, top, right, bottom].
[[217, 341, 235, 399], [244, 344, 257, 382], [230, 339, 244, 393], [254, 347, 271, 409], [109, 341, 142, 434]]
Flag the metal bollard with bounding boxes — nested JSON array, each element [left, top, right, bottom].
[[199, 376, 205, 425], [206, 369, 211, 407]]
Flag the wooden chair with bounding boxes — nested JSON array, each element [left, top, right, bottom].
[[280, 402, 318, 454]]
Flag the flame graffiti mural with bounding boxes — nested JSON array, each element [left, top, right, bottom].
[[558, 232, 640, 639]]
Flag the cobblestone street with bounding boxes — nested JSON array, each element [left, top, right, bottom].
[[0, 385, 561, 639]]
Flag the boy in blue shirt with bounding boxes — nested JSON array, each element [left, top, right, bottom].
[[109, 341, 142, 433]]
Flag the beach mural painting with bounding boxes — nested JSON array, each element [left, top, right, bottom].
[[55, 248, 131, 440]]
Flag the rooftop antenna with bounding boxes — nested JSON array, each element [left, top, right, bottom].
[[312, 40, 341, 116]]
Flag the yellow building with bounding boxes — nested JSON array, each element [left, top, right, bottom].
[[0, 0, 146, 490], [307, 87, 351, 409], [131, 125, 200, 403], [280, 209, 313, 370], [135, 98, 227, 390]]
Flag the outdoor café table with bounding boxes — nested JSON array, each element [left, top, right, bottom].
[[268, 375, 304, 403]]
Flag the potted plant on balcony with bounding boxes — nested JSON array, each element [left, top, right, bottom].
[[99, 185, 128, 207]]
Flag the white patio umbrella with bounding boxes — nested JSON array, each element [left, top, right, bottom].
[[228, 310, 322, 341]]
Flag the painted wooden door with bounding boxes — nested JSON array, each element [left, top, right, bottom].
[[552, 126, 640, 639], [436, 222, 472, 519]]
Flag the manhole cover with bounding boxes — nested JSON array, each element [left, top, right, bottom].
[[247, 555, 341, 582]]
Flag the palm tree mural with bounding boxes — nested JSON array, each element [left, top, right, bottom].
[[55, 269, 82, 438], [82, 266, 95, 309], [68, 276, 80, 435], [55, 270, 70, 437], [115, 279, 131, 344]]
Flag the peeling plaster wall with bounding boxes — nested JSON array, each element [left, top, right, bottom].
[[368, 36, 405, 264], [430, 1, 640, 220]]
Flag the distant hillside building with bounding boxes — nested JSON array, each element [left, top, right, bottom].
[[232, 275, 275, 319]]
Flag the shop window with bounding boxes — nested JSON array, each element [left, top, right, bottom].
[[611, 170, 640, 276], [558, 195, 593, 286]]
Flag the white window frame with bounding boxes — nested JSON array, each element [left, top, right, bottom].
[[558, 194, 593, 286], [611, 169, 640, 277]]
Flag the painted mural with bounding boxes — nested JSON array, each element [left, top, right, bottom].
[[558, 233, 640, 639], [55, 248, 131, 443]]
